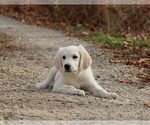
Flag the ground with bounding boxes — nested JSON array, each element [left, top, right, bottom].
[[0, 15, 149, 120]]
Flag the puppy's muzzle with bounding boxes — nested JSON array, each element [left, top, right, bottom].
[[64, 64, 71, 72]]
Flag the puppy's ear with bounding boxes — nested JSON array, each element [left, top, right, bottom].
[[54, 47, 63, 70], [79, 45, 92, 71]]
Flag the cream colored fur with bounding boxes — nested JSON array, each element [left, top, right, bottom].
[[36, 45, 118, 99]]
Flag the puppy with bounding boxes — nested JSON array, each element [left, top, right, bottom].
[[36, 45, 118, 99]]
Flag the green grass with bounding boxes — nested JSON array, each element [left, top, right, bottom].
[[70, 26, 150, 49], [70, 26, 90, 34], [126, 36, 150, 47], [91, 34, 124, 47], [89, 33, 150, 49]]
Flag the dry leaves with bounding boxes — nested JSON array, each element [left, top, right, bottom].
[[143, 103, 150, 108], [111, 47, 150, 87]]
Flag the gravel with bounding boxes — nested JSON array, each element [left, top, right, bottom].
[[0, 15, 149, 120]]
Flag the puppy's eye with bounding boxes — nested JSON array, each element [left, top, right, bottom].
[[73, 55, 78, 59], [62, 55, 66, 60]]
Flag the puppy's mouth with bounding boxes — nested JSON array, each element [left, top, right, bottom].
[[65, 70, 77, 73], [65, 70, 71, 72]]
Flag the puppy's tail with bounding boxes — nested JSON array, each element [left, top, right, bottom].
[[36, 66, 58, 89]]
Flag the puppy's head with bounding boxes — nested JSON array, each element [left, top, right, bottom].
[[54, 45, 92, 73]]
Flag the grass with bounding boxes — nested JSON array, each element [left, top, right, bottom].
[[70, 26, 90, 34], [70, 26, 150, 49], [91, 33, 124, 48], [126, 36, 150, 47], [91, 33, 150, 48]]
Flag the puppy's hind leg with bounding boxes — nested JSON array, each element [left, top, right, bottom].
[[89, 82, 118, 99], [36, 66, 57, 89]]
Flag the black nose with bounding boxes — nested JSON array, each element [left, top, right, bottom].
[[64, 64, 71, 71]]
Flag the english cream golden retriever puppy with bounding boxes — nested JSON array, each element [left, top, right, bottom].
[[36, 45, 118, 99]]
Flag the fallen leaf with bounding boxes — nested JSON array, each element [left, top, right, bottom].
[[144, 103, 150, 108], [110, 59, 124, 63], [138, 83, 146, 89], [82, 31, 89, 36], [118, 79, 132, 84]]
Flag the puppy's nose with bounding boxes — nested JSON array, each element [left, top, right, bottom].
[[64, 64, 71, 71]]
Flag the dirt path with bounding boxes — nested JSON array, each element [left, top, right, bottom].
[[0, 15, 149, 120]]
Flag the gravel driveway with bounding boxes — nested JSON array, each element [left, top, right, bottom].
[[0, 15, 149, 120]]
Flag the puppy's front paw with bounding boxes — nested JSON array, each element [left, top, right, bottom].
[[36, 82, 48, 89], [75, 90, 85, 96], [109, 92, 118, 99]]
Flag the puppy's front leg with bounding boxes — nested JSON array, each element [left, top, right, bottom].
[[89, 81, 118, 99], [52, 83, 85, 96], [36, 66, 57, 89]]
